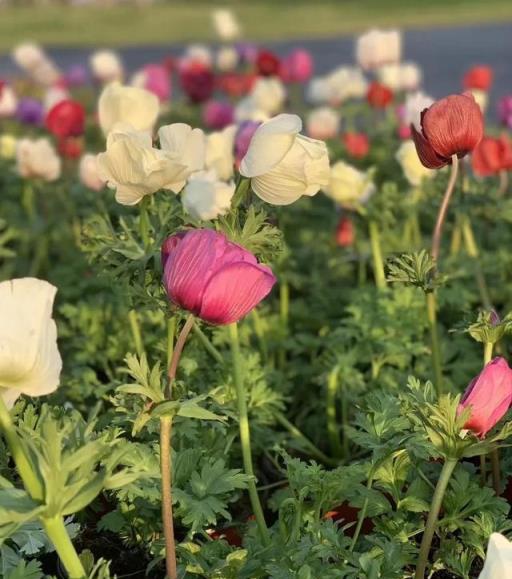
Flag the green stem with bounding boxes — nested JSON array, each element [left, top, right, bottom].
[[22, 181, 36, 222], [326, 367, 344, 459], [460, 215, 492, 309], [274, 411, 335, 466], [128, 309, 144, 357], [426, 292, 443, 396], [228, 323, 270, 545], [414, 459, 458, 579], [167, 316, 176, 371], [0, 397, 43, 500], [231, 176, 251, 209], [278, 281, 289, 370], [139, 197, 150, 250], [251, 310, 269, 363], [160, 417, 177, 579], [349, 470, 374, 552], [368, 220, 386, 290], [42, 517, 86, 579]]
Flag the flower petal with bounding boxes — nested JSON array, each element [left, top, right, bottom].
[[411, 124, 448, 169], [199, 262, 276, 324], [239, 113, 302, 177]]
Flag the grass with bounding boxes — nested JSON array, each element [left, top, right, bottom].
[[0, 0, 511, 51]]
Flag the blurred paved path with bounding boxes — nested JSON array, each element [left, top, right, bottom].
[[1, 22, 511, 113]]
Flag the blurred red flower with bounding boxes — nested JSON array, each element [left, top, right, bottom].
[[46, 99, 85, 138], [366, 82, 393, 108], [255, 50, 281, 77], [463, 66, 493, 91]]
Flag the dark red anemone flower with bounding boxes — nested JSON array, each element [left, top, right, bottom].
[[45, 99, 85, 138], [411, 92, 484, 169], [255, 50, 281, 77]]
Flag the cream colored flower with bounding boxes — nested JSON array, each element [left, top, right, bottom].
[[471, 89, 488, 113], [356, 29, 401, 71], [97, 125, 190, 205], [12, 42, 46, 70], [182, 170, 235, 221], [212, 9, 240, 41], [183, 44, 213, 68], [306, 107, 340, 140], [79, 154, 106, 191], [325, 66, 368, 104], [377, 62, 422, 92], [0, 135, 17, 159], [400, 62, 422, 91], [98, 82, 160, 135], [240, 114, 330, 205], [234, 97, 270, 123], [44, 85, 70, 112], [0, 85, 17, 118], [325, 161, 375, 208], [16, 138, 61, 182], [479, 533, 512, 579], [250, 77, 286, 116], [90, 50, 124, 83], [216, 46, 239, 72], [158, 122, 206, 185], [205, 125, 236, 181], [396, 140, 434, 186], [404, 91, 434, 130], [0, 278, 62, 409]]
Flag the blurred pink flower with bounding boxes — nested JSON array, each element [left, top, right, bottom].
[[203, 100, 234, 130], [281, 49, 313, 83], [162, 229, 276, 325], [458, 357, 512, 438], [144, 64, 171, 102]]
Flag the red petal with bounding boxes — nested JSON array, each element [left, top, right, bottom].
[[411, 124, 447, 169]]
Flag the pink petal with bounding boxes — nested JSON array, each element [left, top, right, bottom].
[[199, 262, 276, 325]]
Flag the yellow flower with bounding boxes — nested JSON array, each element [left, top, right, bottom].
[[396, 140, 434, 186], [0, 135, 17, 160]]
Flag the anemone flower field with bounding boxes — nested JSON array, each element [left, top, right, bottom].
[[1, 7, 512, 579]]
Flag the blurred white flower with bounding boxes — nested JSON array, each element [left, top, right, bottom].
[[212, 8, 240, 41], [31, 59, 61, 86], [16, 138, 61, 182], [250, 77, 286, 116], [325, 66, 368, 104], [325, 160, 375, 208], [306, 77, 331, 105], [479, 533, 512, 579], [306, 107, 340, 140], [90, 50, 124, 83], [183, 44, 213, 68], [356, 29, 401, 71], [234, 97, 270, 123], [404, 91, 434, 130], [0, 85, 17, 118], [395, 140, 434, 186], [377, 62, 422, 92], [216, 46, 239, 72], [205, 125, 236, 181], [12, 42, 46, 70], [182, 170, 235, 221], [98, 82, 160, 135], [0, 278, 62, 409], [97, 125, 197, 205], [79, 153, 106, 191], [43, 85, 70, 112], [240, 113, 330, 205]]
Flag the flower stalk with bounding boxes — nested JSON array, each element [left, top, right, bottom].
[[368, 220, 386, 290], [229, 322, 270, 545], [414, 458, 458, 579]]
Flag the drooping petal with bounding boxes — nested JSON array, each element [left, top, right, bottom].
[[411, 124, 448, 169], [199, 262, 276, 324], [479, 533, 512, 579], [239, 113, 302, 177]]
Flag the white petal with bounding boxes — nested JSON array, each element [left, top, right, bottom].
[[240, 114, 302, 177]]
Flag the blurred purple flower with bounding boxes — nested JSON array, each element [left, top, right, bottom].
[[498, 96, 512, 129], [234, 120, 261, 166], [65, 64, 89, 88], [203, 100, 234, 130], [16, 98, 44, 126]]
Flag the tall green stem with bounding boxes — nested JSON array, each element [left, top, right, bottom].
[[349, 470, 374, 552], [128, 309, 145, 357], [414, 458, 457, 579], [460, 214, 492, 309], [167, 316, 176, 371], [139, 197, 150, 250], [42, 517, 86, 579], [426, 292, 443, 396], [326, 367, 344, 459], [229, 323, 270, 545], [278, 281, 289, 370], [368, 220, 386, 290], [431, 155, 459, 266]]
